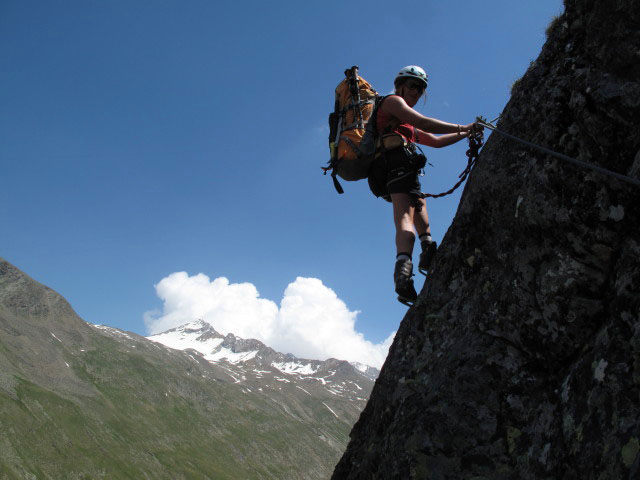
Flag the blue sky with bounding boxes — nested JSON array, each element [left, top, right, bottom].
[[1, 0, 563, 366]]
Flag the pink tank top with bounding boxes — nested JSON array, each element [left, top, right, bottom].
[[376, 95, 418, 143]]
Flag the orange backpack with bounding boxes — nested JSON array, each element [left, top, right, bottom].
[[324, 66, 380, 193]]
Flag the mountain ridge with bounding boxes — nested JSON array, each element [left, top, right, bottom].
[[147, 319, 379, 382], [145, 320, 377, 407], [0, 257, 374, 479]]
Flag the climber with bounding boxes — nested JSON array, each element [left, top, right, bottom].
[[367, 65, 481, 305]]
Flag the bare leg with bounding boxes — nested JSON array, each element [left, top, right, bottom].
[[390, 193, 418, 304], [413, 197, 431, 237], [391, 193, 416, 255], [413, 198, 437, 275]]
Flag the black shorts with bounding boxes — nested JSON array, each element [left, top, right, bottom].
[[367, 146, 425, 202]]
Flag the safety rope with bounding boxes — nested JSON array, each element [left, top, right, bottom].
[[420, 127, 484, 199], [476, 117, 640, 189]]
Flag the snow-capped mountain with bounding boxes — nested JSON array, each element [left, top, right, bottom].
[[0, 258, 377, 479], [147, 320, 379, 401]]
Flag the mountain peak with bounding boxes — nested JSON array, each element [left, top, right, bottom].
[[0, 259, 375, 478], [147, 321, 379, 381]]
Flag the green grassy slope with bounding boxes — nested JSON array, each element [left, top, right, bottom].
[[0, 259, 361, 479]]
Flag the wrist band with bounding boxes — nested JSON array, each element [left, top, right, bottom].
[[457, 124, 461, 134]]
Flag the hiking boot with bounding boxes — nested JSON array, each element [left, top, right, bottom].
[[418, 240, 437, 276], [394, 258, 417, 306]]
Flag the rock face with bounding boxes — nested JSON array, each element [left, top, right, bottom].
[[333, 1, 640, 479]]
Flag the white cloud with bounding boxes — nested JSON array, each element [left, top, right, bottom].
[[144, 272, 394, 368]]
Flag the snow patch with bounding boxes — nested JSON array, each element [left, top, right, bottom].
[[148, 330, 224, 356], [322, 402, 339, 418], [272, 361, 319, 376], [299, 376, 327, 385], [204, 348, 258, 364], [296, 386, 312, 396], [351, 362, 368, 373], [94, 325, 134, 339], [218, 365, 243, 383]]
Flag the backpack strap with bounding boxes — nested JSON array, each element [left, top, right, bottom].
[[339, 135, 360, 156], [331, 168, 345, 194], [321, 158, 345, 194], [370, 95, 397, 154], [377, 95, 402, 135], [341, 98, 376, 131], [373, 95, 407, 155]]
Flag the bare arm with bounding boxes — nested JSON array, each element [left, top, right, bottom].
[[416, 130, 469, 148], [383, 95, 474, 134]]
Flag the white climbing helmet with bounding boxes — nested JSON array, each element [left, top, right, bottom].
[[395, 65, 428, 88]]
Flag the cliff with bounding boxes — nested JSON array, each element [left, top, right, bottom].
[[333, 0, 640, 478]]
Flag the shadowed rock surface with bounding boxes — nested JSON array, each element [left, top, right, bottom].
[[333, 0, 640, 478]]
